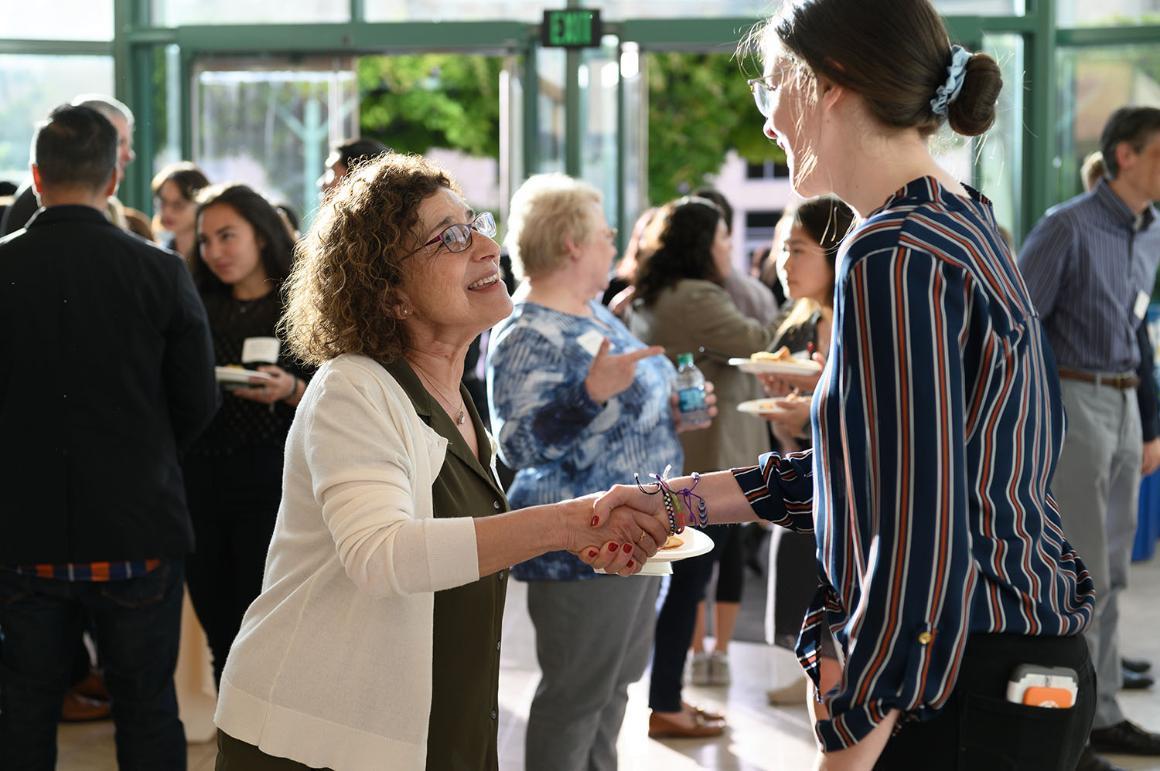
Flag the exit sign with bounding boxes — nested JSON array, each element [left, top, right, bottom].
[[541, 9, 603, 48]]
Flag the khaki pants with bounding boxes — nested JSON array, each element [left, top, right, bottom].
[[1053, 379, 1141, 729]]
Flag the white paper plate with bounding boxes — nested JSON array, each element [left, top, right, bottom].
[[736, 398, 781, 416], [215, 366, 274, 385], [729, 357, 822, 376], [596, 526, 716, 577]]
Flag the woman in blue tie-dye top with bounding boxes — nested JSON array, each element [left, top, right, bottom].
[[487, 174, 694, 771]]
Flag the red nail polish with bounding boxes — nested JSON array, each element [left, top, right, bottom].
[[622, 543, 633, 553], [590, 515, 599, 527], [608, 543, 618, 552], [627, 560, 635, 568], [588, 549, 598, 558]]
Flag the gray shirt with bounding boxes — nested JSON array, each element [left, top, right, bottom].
[[1019, 179, 1160, 372]]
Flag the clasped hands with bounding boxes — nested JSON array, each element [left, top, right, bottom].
[[558, 486, 668, 576]]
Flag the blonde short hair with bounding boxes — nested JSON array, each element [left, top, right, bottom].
[[1081, 151, 1105, 192], [505, 173, 603, 280]]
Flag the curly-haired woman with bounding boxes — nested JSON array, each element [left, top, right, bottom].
[[210, 153, 666, 771]]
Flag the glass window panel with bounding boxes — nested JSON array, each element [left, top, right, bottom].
[[192, 59, 357, 230], [1055, 44, 1160, 202], [2, 0, 114, 40], [0, 55, 114, 184], [978, 33, 1025, 240], [936, 0, 1024, 13], [153, 0, 346, 26], [579, 35, 620, 234], [365, 0, 541, 22], [1057, 0, 1160, 27], [535, 47, 566, 175]]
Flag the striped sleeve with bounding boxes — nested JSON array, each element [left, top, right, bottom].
[[730, 450, 815, 533], [816, 247, 976, 751]]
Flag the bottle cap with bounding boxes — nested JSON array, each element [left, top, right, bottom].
[[677, 352, 694, 367]]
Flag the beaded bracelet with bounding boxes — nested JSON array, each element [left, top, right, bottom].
[[634, 466, 710, 531]]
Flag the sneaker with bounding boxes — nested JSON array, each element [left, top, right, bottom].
[[1089, 720, 1160, 756], [709, 650, 731, 686], [689, 652, 712, 686], [1076, 746, 1127, 771]]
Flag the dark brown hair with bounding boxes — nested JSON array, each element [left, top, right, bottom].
[[760, 0, 1002, 138], [193, 184, 295, 294], [1100, 106, 1160, 179], [634, 196, 724, 306], [151, 162, 210, 200], [282, 153, 454, 366]]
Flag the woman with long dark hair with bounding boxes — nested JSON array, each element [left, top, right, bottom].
[[183, 184, 308, 686]]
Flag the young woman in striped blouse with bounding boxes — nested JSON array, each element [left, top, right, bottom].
[[590, 0, 1096, 768]]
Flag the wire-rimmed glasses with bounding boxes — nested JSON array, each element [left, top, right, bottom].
[[747, 76, 779, 118], [414, 211, 497, 255]]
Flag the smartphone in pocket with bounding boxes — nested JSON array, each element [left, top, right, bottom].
[[1006, 664, 1078, 708]]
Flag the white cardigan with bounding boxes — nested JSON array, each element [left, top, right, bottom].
[[214, 354, 482, 770]]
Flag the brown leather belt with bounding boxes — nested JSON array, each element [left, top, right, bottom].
[[1058, 367, 1140, 390]]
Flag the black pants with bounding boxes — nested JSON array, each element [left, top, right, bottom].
[[183, 447, 283, 685], [216, 730, 330, 770], [648, 537, 717, 711], [874, 633, 1095, 771]]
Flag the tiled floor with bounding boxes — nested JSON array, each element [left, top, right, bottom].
[[56, 560, 1160, 770]]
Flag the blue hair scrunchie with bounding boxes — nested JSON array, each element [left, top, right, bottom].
[[930, 45, 972, 117]]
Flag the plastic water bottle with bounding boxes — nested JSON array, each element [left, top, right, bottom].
[[674, 352, 711, 427]]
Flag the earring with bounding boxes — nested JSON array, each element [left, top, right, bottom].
[[400, 307, 411, 318]]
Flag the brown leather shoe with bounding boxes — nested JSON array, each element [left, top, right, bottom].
[[60, 691, 112, 722], [648, 709, 725, 739], [682, 701, 725, 722], [72, 669, 111, 701]]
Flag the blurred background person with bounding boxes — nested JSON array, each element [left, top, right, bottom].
[[755, 197, 855, 709], [627, 195, 782, 737], [488, 172, 693, 771], [152, 162, 211, 264], [183, 183, 310, 686], [1082, 150, 1106, 193], [317, 136, 389, 196], [2, 94, 136, 237]]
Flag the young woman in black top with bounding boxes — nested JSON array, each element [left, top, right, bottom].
[[185, 184, 309, 685]]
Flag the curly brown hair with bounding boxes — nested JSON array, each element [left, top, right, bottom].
[[281, 152, 455, 366]]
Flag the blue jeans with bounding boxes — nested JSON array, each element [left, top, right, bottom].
[[0, 561, 187, 770]]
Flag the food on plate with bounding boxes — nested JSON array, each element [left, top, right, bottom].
[[750, 346, 793, 362], [660, 535, 684, 550]]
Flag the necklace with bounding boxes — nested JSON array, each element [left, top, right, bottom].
[[413, 365, 468, 426]]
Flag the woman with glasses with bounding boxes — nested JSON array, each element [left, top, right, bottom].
[[212, 155, 668, 771], [592, 0, 1096, 768], [487, 174, 710, 771]]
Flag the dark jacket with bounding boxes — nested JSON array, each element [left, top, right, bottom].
[[0, 205, 218, 563]]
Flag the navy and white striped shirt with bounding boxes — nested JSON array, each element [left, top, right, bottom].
[[1018, 179, 1160, 373], [732, 178, 1094, 751]]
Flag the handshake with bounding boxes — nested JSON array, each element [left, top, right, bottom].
[[557, 485, 671, 577]]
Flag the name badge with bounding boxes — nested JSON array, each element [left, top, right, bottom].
[[577, 330, 605, 357], [1135, 291, 1151, 322]]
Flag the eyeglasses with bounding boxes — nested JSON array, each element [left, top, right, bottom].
[[414, 211, 497, 255], [747, 76, 779, 118]]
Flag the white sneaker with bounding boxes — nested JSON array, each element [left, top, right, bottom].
[[690, 652, 713, 686], [709, 650, 731, 686]]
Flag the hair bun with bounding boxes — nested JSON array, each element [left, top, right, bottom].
[[947, 52, 1002, 137]]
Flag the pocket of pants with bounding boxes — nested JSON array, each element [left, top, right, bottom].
[[959, 693, 1076, 771], [97, 562, 173, 609]]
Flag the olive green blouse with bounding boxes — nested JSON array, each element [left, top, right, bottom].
[[385, 360, 509, 771]]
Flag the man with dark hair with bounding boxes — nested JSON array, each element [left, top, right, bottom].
[[317, 136, 390, 195], [1, 94, 137, 237], [1020, 105, 1160, 771], [0, 104, 217, 768]]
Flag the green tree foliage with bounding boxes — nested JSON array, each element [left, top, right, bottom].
[[647, 52, 786, 204], [357, 55, 502, 157]]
